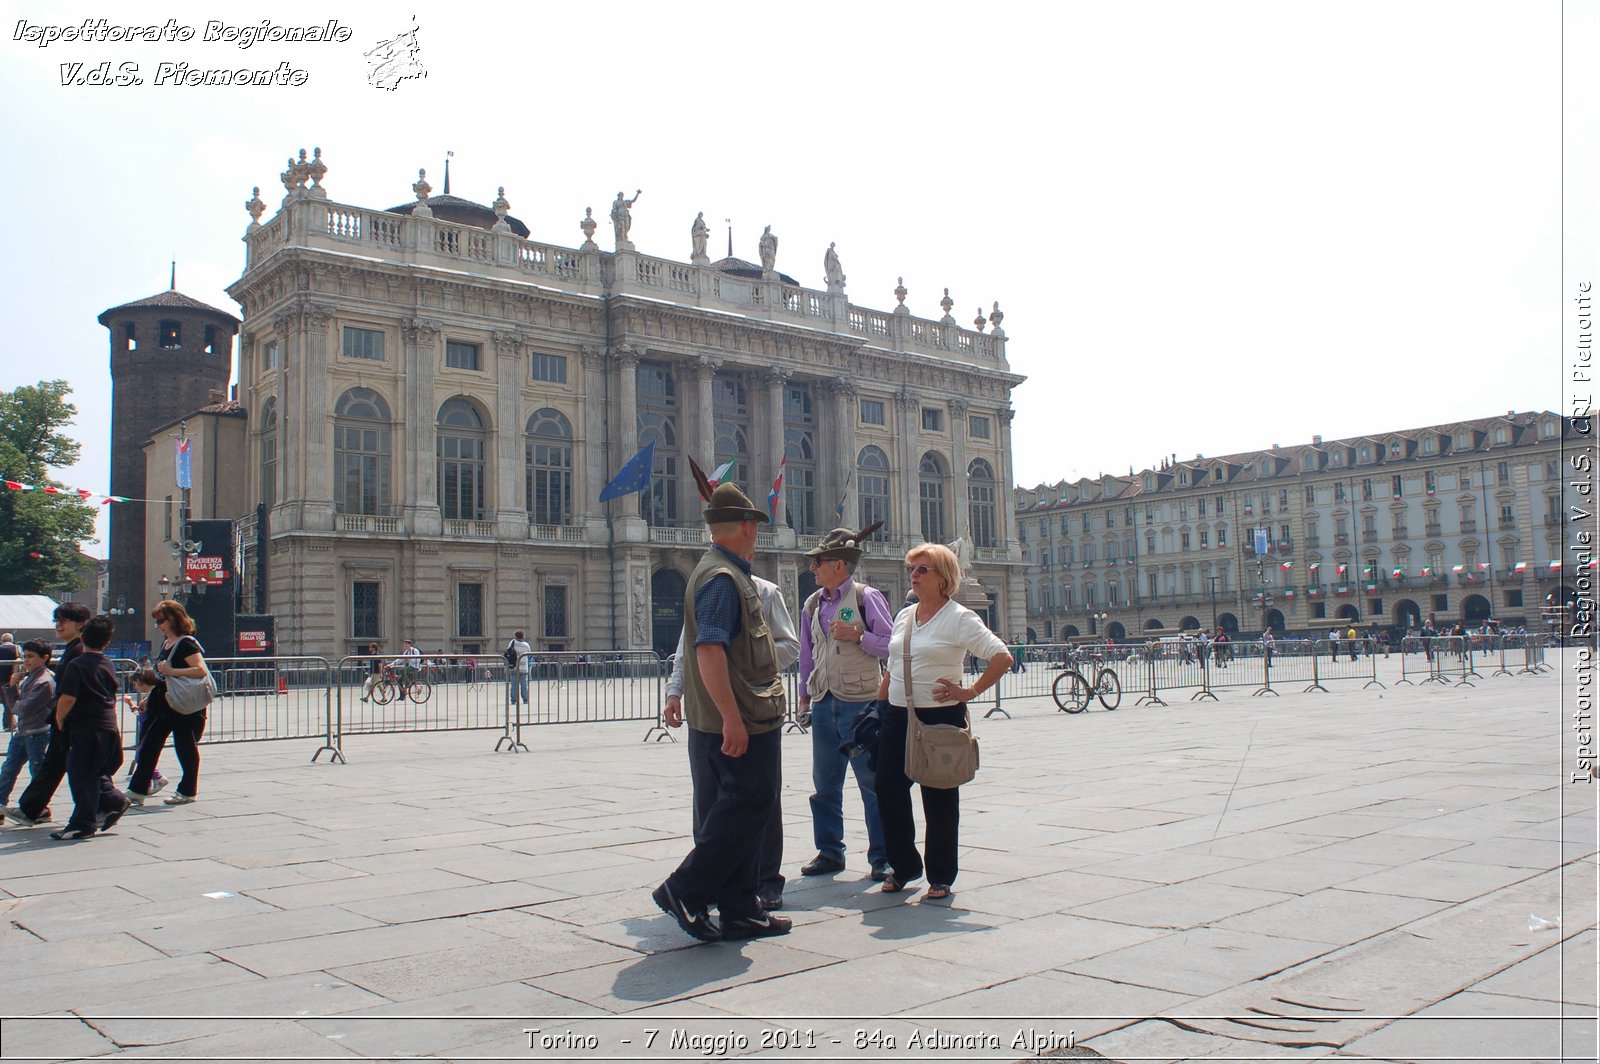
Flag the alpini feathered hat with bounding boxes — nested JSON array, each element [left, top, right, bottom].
[[802, 522, 884, 564], [687, 456, 769, 525]]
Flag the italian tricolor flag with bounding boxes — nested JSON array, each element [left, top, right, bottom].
[[708, 455, 737, 487]]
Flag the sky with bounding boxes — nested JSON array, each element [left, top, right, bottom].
[[2, 1, 1592, 555]]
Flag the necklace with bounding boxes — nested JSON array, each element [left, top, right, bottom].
[[914, 599, 944, 626]]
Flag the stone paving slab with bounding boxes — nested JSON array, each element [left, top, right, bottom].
[[0, 650, 1592, 1062]]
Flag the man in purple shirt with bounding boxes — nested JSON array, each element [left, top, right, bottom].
[[797, 525, 892, 880]]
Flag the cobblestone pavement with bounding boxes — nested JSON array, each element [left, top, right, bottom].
[[1, 652, 1593, 1063]]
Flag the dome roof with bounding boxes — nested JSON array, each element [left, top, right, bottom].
[[710, 256, 799, 286], [385, 194, 531, 238], [98, 289, 240, 327]]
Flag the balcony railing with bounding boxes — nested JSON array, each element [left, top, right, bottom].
[[1459, 519, 1477, 533], [336, 514, 404, 534], [1424, 523, 1442, 536], [1335, 533, 1350, 546], [1392, 526, 1409, 539], [1362, 531, 1379, 543], [529, 523, 585, 543], [445, 519, 496, 539], [1544, 514, 1563, 528]]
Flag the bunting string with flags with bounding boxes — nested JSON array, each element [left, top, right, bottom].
[[768, 456, 786, 521], [4, 479, 133, 504]]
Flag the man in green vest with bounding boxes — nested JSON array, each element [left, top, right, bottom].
[[653, 481, 789, 942]]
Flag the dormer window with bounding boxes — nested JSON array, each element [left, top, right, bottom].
[[1542, 420, 1557, 439], [1422, 436, 1436, 453], [1494, 427, 1507, 444], [1389, 441, 1402, 457], [1360, 446, 1371, 461]]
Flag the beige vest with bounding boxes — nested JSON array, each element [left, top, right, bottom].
[[681, 548, 786, 734], [804, 581, 884, 702]]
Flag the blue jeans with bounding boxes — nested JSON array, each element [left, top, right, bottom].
[[509, 672, 530, 708], [0, 731, 50, 806], [808, 694, 887, 867]]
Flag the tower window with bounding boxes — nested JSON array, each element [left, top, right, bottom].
[[203, 325, 217, 354], [123, 323, 136, 351], [159, 321, 181, 349]]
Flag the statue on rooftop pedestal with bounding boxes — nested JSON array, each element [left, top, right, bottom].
[[611, 189, 641, 251], [758, 225, 778, 278], [690, 211, 710, 264], [823, 242, 845, 291]]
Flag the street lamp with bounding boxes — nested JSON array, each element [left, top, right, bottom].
[[1092, 610, 1109, 639], [108, 595, 137, 618]]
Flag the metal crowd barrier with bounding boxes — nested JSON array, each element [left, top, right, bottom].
[[503, 650, 667, 751], [112, 655, 339, 762], [336, 654, 512, 757]]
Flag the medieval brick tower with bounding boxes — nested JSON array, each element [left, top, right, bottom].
[[100, 283, 237, 614]]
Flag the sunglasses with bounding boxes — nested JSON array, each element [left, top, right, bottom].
[[807, 558, 840, 570], [905, 564, 932, 577]]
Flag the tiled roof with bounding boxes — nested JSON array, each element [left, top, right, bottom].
[[98, 289, 240, 325]]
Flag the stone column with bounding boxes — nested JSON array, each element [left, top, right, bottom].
[[578, 344, 608, 532], [688, 355, 718, 513], [825, 377, 857, 528], [609, 347, 646, 543], [950, 397, 969, 540], [762, 369, 788, 526], [895, 392, 920, 541], [301, 304, 335, 530], [493, 332, 525, 532], [998, 406, 1018, 553], [401, 318, 441, 536]]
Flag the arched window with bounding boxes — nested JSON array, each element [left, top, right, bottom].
[[858, 445, 891, 532], [259, 398, 278, 511], [437, 398, 487, 520], [784, 430, 817, 533], [525, 408, 572, 526], [637, 414, 678, 526], [919, 452, 948, 543], [968, 458, 997, 548], [334, 388, 391, 515]]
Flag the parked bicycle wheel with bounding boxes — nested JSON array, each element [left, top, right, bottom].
[[1096, 669, 1122, 710], [370, 678, 396, 705], [1052, 670, 1090, 713], [406, 678, 433, 704]]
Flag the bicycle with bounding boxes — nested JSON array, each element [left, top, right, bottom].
[[1051, 652, 1121, 713], [369, 664, 433, 705]]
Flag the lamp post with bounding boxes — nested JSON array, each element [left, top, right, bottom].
[[1207, 576, 1220, 632], [108, 595, 137, 619], [1092, 609, 1109, 640]]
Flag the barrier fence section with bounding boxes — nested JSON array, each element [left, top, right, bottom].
[[505, 651, 667, 751], [337, 654, 513, 756], [110, 656, 339, 761]]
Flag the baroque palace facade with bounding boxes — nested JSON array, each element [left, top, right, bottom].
[[226, 153, 1026, 658], [1016, 412, 1584, 643]]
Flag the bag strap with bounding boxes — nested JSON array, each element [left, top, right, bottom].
[[903, 623, 921, 741]]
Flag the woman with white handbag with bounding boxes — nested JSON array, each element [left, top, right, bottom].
[[127, 600, 213, 806], [873, 544, 1012, 899]]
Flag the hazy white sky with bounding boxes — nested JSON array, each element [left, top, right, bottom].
[[2, 1, 1590, 553]]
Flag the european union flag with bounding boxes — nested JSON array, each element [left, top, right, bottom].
[[599, 441, 655, 502]]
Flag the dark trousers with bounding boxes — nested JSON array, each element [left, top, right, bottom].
[[64, 728, 125, 834], [15, 724, 68, 818], [667, 726, 780, 919], [689, 730, 784, 900], [877, 703, 966, 886], [130, 705, 206, 798]]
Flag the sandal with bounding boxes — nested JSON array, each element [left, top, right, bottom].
[[925, 884, 952, 900], [880, 874, 921, 894]]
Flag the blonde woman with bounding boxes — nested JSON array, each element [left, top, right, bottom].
[[874, 544, 1011, 899]]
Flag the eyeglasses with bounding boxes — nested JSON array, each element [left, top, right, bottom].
[[807, 558, 838, 570], [906, 564, 932, 578]]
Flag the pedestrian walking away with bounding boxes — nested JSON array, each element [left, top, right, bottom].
[[653, 464, 789, 943], [796, 523, 892, 883], [506, 629, 532, 711]]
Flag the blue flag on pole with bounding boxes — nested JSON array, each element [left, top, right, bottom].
[[176, 437, 192, 490], [599, 441, 655, 501]]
